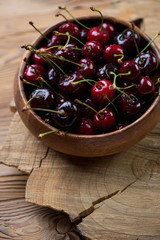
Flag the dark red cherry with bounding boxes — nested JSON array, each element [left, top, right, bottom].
[[104, 44, 124, 65], [98, 22, 116, 40], [94, 108, 115, 131], [76, 118, 95, 135], [114, 28, 141, 56], [59, 72, 86, 98], [91, 79, 115, 105], [119, 60, 140, 81], [136, 76, 155, 98], [115, 122, 128, 130], [29, 88, 55, 109], [79, 28, 89, 43], [53, 100, 78, 129], [53, 43, 80, 67], [97, 63, 119, 82], [134, 51, 158, 75], [46, 34, 62, 50], [83, 41, 103, 60], [24, 64, 46, 83], [77, 58, 96, 78], [47, 68, 60, 87], [33, 47, 52, 66], [59, 22, 80, 42], [80, 97, 98, 119], [87, 26, 109, 46], [118, 92, 141, 117]]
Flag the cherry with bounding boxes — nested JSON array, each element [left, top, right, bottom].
[[104, 44, 124, 65], [53, 43, 80, 67], [24, 64, 46, 83], [47, 68, 60, 87], [29, 88, 55, 109], [59, 72, 87, 98], [77, 58, 96, 78], [134, 50, 158, 75], [59, 22, 80, 42], [87, 26, 109, 46], [94, 108, 115, 131], [119, 60, 140, 82], [91, 79, 115, 105], [98, 22, 116, 40], [46, 34, 62, 50], [136, 76, 155, 98], [79, 28, 89, 43], [53, 100, 78, 129], [97, 63, 119, 82], [76, 118, 95, 135], [117, 92, 141, 117], [33, 47, 52, 66], [115, 122, 128, 130], [83, 40, 103, 60], [79, 97, 98, 119], [114, 28, 141, 56]]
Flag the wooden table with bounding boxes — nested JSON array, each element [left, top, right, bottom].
[[0, 0, 160, 239]]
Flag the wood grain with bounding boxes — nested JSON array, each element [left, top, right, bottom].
[[1, 112, 160, 239]]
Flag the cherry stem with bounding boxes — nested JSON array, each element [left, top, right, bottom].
[[38, 129, 59, 138], [110, 71, 131, 87], [155, 77, 160, 86], [113, 54, 124, 65], [23, 107, 65, 115], [55, 31, 91, 50], [59, 6, 90, 30], [131, 23, 140, 56], [71, 79, 102, 87], [24, 94, 43, 109], [63, 32, 71, 49], [74, 99, 102, 117], [101, 95, 119, 116], [55, 12, 68, 22], [90, 7, 103, 32], [140, 32, 160, 54], [29, 21, 49, 42], [22, 78, 41, 89]]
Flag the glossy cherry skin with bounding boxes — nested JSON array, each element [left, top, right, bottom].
[[76, 118, 95, 135], [33, 47, 53, 66], [53, 43, 80, 67], [91, 79, 115, 106], [47, 68, 60, 87], [29, 88, 55, 109], [53, 100, 78, 129], [118, 92, 141, 117], [134, 51, 158, 75], [98, 22, 116, 40], [46, 34, 62, 50], [23, 64, 46, 83], [79, 97, 98, 119], [136, 76, 155, 98], [94, 108, 115, 131], [83, 40, 103, 60], [59, 72, 86, 98], [77, 58, 96, 78], [97, 63, 119, 82], [59, 22, 80, 42], [104, 44, 124, 65], [87, 26, 109, 46], [79, 28, 89, 43], [119, 60, 140, 82], [114, 28, 141, 56]]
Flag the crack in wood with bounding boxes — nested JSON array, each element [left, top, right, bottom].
[[72, 178, 139, 226], [39, 147, 50, 168]]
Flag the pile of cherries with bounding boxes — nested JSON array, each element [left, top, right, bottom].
[[22, 7, 159, 136]]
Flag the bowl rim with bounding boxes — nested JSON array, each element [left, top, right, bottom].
[[17, 15, 160, 139]]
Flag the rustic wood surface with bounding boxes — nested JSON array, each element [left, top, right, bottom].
[[0, 0, 160, 239]]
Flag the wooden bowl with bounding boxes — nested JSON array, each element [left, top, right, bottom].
[[14, 16, 160, 157]]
